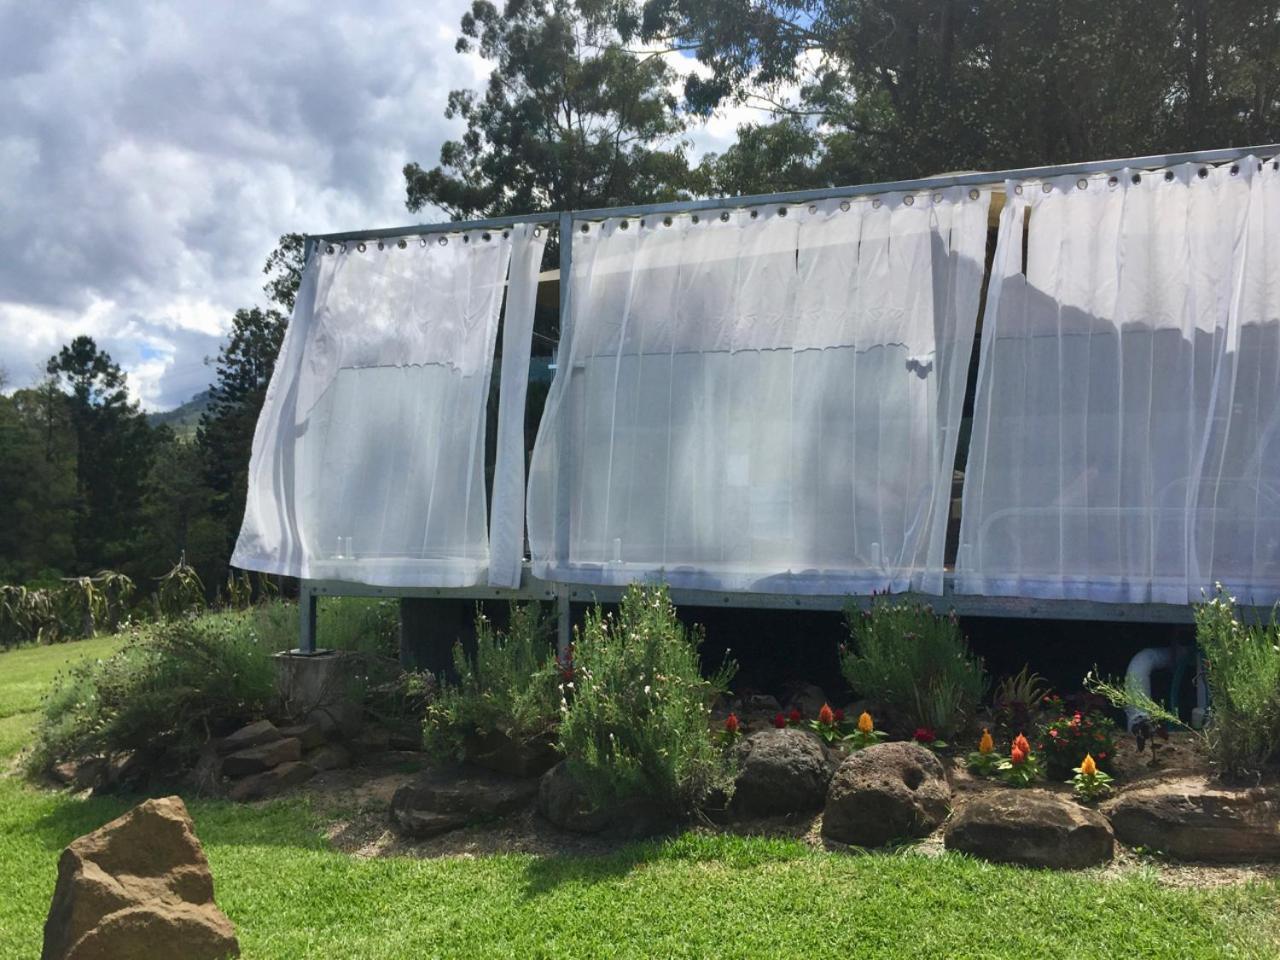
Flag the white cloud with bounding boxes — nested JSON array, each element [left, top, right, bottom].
[[0, 4, 766, 410]]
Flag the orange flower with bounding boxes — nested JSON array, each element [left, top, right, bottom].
[[978, 729, 994, 754], [1010, 744, 1027, 766], [857, 711, 874, 734], [1080, 753, 1097, 776], [1012, 733, 1031, 757], [818, 703, 835, 726], [724, 713, 740, 735]]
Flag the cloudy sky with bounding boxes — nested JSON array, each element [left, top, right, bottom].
[[0, 1, 752, 410]]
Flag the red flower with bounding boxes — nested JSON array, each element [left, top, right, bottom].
[[724, 713, 740, 735], [1012, 733, 1031, 757], [818, 703, 835, 726], [833, 708, 845, 723], [1097, 751, 1107, 760], [1049, 729, 1059, 739], [913, 727, 937, 744], [788, 707, 802, 724], [1010, 745, 1027, 766], [773, 713, 787, 729]]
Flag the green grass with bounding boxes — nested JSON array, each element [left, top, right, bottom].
[[3, 632, 1280, 959]]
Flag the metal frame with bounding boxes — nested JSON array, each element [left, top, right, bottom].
[[291, 142, 1280, 653]]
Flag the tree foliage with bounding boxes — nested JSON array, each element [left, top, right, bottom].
[[404, 0, 696, 217]]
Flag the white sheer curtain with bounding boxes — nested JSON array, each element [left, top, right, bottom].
[[957, 159, 1280, 604], [233, 223, 544, 588], [527, 190, 990, 594]]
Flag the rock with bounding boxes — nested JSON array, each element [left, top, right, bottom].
[[277, 722, 325, 751], [464, 730, 559, 779], [306, 743, 352, 771], [1102, 776, 1280, 862], [538, 761, 613, 834], [390, 767, 539, 839], [945, 791, 1115, 869], [536, 761, 669, 838], [41, 795, 238, 960], [821, 742, 950, 847], [784, 683, 829, 720], [736, 693, 782, 716], [732, 728, 830, 816], [217, 719, 281, 756], [89, 753, 146, 796], [228, 761, 316, 802], [222, 737, 301, 778]]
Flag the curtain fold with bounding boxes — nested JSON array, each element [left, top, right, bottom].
[[232, 227, 523, 587], [957, 159, 1280, 604], [527, 190, 990, 594]]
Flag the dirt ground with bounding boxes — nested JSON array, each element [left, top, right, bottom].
[[295, 733, 1280, 890]]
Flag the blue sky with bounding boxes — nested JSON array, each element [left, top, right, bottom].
[[0, 2, 758, 410]]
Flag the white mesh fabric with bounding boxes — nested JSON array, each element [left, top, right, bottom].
[[232, 227, 524, 587], [528, 190, 990, 594], [958, 159, 1280, 603]]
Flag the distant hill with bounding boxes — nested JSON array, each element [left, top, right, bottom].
[[148, 389, 212, 439]]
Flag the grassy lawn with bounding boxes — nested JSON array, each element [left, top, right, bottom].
[[3, 637, 1280, 959]]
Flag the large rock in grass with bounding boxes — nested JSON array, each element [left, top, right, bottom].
[[732, 728, 830, 816], [221, 737, 301, 778], [945, 791, 1114, 869], [42, 795, 238, 960], [821, 742, 950, 847], [464, 730, 559, 779], [1102, 776, 1280, 862], [390, 767, 539, 839]]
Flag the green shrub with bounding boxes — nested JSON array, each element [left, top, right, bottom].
[[1036, 707, 1119, 776], [840, 598, 986, 739], [557, 584, 736, 818], [1, 572, 136, 649], [29, 615, 276, 776], [1195, 589, 1280, 776], [248, 597, 400, 658], [423, 603, 558, 764]]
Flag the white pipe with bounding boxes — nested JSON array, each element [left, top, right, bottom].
[[1124, 646, 1177, 732]]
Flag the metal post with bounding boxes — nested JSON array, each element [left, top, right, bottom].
[[298, 584, 317, 654]]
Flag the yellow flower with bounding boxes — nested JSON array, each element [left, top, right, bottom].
[[1080, 753, 1097, 776], [857, 711, 874, 734], [979, 729, 994, 754]]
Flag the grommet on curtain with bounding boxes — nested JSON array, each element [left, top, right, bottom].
[[1107, 175, 1118, 187], [932, 192, 942, 203], [502, 230, 509, 238], [691, 214, 700, 223], [1197, 167, 1208, 179], [1041, 183, 1052, 194], [808, 204, 817, 214], [839, 200, 850, 211], [778, 206, 788, 216], [872, 198, 882, 208], [1273, 161, 1278, 170], [640, 219, 646, 227], [325, 244, 334, 254], [619, 220, 628, 230], [438, 236, 448, 245], [533, 227, 542, 238], [420, 237, 428, 246], [663, 216, 673, 226], [1076, 178, 1088, 190], [482, 232, 491, 241], [397, 238, 407, 249], [580, 223, 589, 233], [357, 242, 366, 252], [903, 195, 914, 206], [750, 209, 759, 218], [720, 211, 730, 221], [1132, 173, 1142, 184], [463, 235, 470, 243], [968, 188, 980, 200], [1164, 170, 1174, 181], [1014, 184, 1023, 195], [377, 241, 385, 250]]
